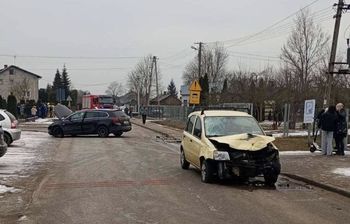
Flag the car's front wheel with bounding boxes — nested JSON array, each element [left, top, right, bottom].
[[52, 127, 64, 138], [264, 174, 278, 186], [180, 149, 190, 169], [3, 132, 12, 146], [97, 126, 109, 137], [201, 160, 215, 183]]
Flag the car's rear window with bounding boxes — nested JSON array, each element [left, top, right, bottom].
[[111, 111, 127, 117], [4, 111, 16, 122]]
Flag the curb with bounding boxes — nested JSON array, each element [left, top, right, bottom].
[[131, 120, 172, 137], [282, 173, 350, 198]]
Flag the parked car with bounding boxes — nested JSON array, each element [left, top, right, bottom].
[[0, 126, 7, 157], [180, 110, 281, 186], [0, 110, 21, 146], [48, 104, 132, 137]]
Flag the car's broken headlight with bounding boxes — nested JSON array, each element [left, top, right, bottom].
[[213, 151, 230, 161]]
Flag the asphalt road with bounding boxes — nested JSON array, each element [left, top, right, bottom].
[[12, 126, 350, 224]]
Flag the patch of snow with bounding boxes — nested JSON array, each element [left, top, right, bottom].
[[0, 185, 19, 194], [333, 168, 350, 177]]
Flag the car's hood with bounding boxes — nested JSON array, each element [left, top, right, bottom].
[[209, 133, 275, 151], [54, 104, 72, 119]]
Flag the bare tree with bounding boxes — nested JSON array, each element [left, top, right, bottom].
[[127, 56, 154, 105], [10, 77, 32, 101], [105, 81, 124, 103], [182, 44, 228, 93], [280, 9, 329, 127]]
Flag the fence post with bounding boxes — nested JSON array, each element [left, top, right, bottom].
[[346, 108, 349, 150], [283, 104, 290, 137]]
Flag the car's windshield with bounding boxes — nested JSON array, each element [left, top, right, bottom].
[[204, 116, 264, 137], [99, 97, 113, 104]]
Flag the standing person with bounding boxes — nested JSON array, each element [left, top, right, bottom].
[[140, 106, 147, 125], [124, 107, 129, 116], [31, 106, 37, 119], [335, 103, 347, 156], [129, 107, 133, 118], [319, 106, 338, 156]]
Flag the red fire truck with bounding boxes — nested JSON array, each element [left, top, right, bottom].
[[82, 95, 114, 109]]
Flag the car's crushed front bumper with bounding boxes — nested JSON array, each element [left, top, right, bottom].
[[215, 148, 281, 179]]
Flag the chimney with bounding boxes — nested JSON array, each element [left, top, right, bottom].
[[4, 65, 8, 69]]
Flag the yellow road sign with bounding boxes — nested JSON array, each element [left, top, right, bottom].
[[189, 80, 202, 105], [189, 80, 202, 91]]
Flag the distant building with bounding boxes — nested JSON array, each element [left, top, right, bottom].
[[117, 91, 137, 107], [0, 65, 41, 102], [180, 85, 189, 106], [150, 94, 181, 106]]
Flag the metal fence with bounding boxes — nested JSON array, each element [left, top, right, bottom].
[[143, 103, 254, 122]]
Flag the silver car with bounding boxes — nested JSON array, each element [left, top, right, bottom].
[[0, 110, 21, 146], [0, 126, 7, 157]]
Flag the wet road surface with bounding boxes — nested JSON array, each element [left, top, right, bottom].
[[1, 127, 350, 223]]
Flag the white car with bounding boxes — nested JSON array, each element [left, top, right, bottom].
[[0, 110, 21, 146]]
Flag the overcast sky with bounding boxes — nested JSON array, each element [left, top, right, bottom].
[[0, 0, 349, 95]]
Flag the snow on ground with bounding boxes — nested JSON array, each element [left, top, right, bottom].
[[333, 168, 350, 177], [22, 118, 53, 125], [0, 185, 19, 194], [0, 131, 50, 181], [280, 151, 350, 156]]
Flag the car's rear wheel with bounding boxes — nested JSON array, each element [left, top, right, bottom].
[[180, 149, 190, 169], [97, 126, 109, 137], [201, 160, 215, 183], [52, 127, 64, 138], [4, 132, 13, 146], [113, 131, 123, 137], [264, 174, 278, 186]]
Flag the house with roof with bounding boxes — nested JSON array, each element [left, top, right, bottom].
[[0, 65, 41, 102], [150, 93, 181, 106]]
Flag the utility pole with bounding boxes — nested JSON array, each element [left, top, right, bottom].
[[147, 56, 154, 106], [324, 0, 345, 107], [196, 42, 203, 78], [153, 56, 160, 110]]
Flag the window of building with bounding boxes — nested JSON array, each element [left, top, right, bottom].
[[9, 68, 14, 75]]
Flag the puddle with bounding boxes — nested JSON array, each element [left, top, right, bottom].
[[276, 177, 313, 191]]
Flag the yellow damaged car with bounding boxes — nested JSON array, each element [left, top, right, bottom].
[[180, 110, 281, 186]]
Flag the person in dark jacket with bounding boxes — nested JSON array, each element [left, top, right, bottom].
[[335, 103, 347, 156], [319, 106, 337, 156]]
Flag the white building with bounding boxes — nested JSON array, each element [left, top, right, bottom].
[[180, 85, 189, 107], [0, 65, 41, 102]]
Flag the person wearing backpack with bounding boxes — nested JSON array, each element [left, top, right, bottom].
[[335, 103, 347, 156]]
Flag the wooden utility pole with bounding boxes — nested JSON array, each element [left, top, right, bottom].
[[194, 42, 203, 78], [147, 56, 154, 106], [153, 56, 160, 108], [324, 0, 344, 107]]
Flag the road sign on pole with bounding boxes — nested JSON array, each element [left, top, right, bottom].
[[189, 80, 202, 105], [304, 99, 316, 124]]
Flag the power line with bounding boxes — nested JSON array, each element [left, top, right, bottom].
[[206, 0, 325, 46], [0, 54, 143, 60]]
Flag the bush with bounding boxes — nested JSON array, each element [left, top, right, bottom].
[[0, 96, 6, 109], [7, 94, 17, 118]]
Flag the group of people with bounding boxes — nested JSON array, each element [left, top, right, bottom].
[[318, 103, 348, 156]]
